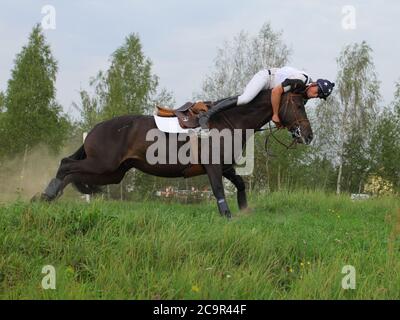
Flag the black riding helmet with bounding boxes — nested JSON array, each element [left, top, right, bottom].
[[316, 79, 335, 100]]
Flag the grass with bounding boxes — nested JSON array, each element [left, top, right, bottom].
[[0, 191, 399, 299]]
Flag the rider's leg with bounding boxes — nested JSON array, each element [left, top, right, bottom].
[[237, 69, 270, 105], [198, 70, 270, 130]]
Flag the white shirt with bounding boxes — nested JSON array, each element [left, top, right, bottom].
[[269, 66, 312, 89]]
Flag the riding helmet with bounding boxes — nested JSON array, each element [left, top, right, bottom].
[[316, 79, 335, 100]]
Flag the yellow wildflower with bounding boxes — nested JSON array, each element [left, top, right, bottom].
[[66, 266, 74, 274], [191, 285, 200, 293]]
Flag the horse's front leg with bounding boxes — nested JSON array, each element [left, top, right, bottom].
[[204, 164, 231, 218]]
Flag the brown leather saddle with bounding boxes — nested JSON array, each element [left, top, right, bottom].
[[156, 101, 213, 129]]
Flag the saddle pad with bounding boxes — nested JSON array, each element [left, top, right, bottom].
[[154, 114, 200, 133]]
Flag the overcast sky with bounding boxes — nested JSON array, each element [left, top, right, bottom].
[[1, 0, 399, 119]]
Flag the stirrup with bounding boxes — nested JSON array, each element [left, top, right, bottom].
[[198, 114, 210, 130], [197, 128, 211, 138]]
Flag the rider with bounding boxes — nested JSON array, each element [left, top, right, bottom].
[[198, 66, 335, 129]]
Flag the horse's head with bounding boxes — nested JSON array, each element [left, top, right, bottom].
[[279, 93, 313, 145]]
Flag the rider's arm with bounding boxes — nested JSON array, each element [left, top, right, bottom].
[[271, 85, 284, 118], [271, 78, 307, 125]]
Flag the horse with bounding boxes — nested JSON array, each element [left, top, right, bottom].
[[36, 90, 313, 218]]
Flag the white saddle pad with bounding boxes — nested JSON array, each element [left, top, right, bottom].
[[153, 114, 200, 134]]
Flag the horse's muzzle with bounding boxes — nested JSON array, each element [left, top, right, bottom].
[[304, 132, 313, 145], [290, 127, 313, 145]]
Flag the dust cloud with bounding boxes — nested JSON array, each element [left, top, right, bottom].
[[0, 144, 79, 203]]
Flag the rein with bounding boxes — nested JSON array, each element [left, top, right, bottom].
[[255, 123, 297, 157], [214, 91, 310, 156], [256, 93, 310, 155]]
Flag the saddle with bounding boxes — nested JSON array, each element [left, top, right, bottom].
[[156, 101, 213, 129]]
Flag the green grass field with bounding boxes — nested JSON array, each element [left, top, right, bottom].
[[0, 191, 399, 299]]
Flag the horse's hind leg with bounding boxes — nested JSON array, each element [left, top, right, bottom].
[[36, 157, 80, 201], [59, 169, 128, 196], [39, 160, 128, 201], [56, 157, 119, 180], [223, 167, 248, 211], [41, 157, 119, 200]]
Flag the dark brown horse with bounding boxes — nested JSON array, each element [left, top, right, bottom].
[[38, 90, 313, 218]]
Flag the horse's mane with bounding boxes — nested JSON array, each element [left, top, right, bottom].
[[210, 90, 273, 130]]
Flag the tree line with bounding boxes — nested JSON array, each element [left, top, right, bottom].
[[0, 23, 399, 199]]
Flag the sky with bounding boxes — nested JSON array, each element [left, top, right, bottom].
[[1, 0, 399, 119]]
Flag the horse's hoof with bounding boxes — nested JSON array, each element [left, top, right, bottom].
[[31, 193, 53, 203], [30, 193, 41, 202], [39, 193, 54, 202]]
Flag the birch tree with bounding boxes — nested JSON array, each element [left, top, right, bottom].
[[197, 22, 291, 100], [315, 41, 380, 194], [196, 22, 292, 192], [368, 81, 400, 191]]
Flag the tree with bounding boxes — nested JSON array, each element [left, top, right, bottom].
[[197, 22, 292, 193], [72, 85, 103, 133], [0, 92, 4, 113], [368, 81, 400, 191], [0, 92, 6, 155], [100, 33, 158, 119], [196, 22, 291, 101], [149, 88, 176, 114], [1, 24, 70, 157], [74, 33, 176, 199], [76, 33, 169, 128], [315, 41, 380, 194], [393, 81, 400, 116]]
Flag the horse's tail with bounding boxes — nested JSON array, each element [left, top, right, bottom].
[[70, 144, 103, 195], [69, 144, 86, 161]]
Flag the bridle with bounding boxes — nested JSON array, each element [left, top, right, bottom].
[[215, 92, 311, 154], [257, 92, 311, 153], [280, 92, 310, 144]]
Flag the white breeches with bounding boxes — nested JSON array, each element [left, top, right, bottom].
[[237, 69, 271, 105]]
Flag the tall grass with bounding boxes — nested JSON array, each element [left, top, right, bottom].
[[0, 191, 399, 299]]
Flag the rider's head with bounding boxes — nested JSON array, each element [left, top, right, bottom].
[[305, 83, 319, 98], [306, 79, 335, 100]]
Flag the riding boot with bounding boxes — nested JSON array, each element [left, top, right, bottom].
[[198, 97, 238, 129]]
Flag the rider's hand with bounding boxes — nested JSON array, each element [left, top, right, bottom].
[[272, 114, 282, 128]]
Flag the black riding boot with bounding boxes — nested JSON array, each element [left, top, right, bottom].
[[198, 97, 238, 129]]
